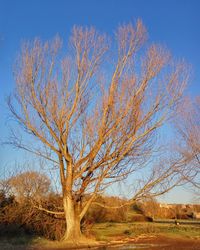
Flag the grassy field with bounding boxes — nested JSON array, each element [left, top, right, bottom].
[[92, 222, 200, 241]]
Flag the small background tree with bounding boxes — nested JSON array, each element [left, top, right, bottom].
[[8, 171, 51, 203]]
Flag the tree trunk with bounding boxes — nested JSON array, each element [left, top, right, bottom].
[[62, 196, 84, 242]]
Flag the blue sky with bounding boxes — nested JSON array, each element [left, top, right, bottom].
[[0, 0, 199, 203]]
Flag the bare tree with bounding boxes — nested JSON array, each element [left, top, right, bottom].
[[176, 97, 200, 190], [8, 171, 51, 203], [7, 20, 189, 242]]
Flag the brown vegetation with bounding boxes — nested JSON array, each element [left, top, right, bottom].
[[0, 174, 65, 240]]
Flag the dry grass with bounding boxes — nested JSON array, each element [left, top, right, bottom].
[[92, 222, 200, 241]]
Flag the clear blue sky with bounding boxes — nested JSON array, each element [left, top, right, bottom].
[[0, 0, 199, 203]]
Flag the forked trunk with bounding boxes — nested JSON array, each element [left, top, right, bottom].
[[62, 196, 84, 242]]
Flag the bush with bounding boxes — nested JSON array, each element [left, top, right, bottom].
[[0, 193, 65, 240], [130, 214, 149, 222], [84, 196, 129, 223], [176, 213, 190, 220], [0, 223, 25, 238]]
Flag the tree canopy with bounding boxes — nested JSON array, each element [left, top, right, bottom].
[[8, 20, 190, 241]]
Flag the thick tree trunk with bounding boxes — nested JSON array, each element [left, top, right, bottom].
[[62, 196, 84, 242]]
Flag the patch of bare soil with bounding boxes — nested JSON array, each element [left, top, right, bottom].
[[128, 235, 200, 250]]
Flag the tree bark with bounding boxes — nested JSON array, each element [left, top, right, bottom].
[[62, 196, 83, 242]]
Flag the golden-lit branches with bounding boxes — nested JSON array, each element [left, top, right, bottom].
[[8, 20, 189, 241], [176, 97, 200, 190]]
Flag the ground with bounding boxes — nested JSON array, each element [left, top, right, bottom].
[[0, 222, 200, 249], [131, 235, 200, 250]]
